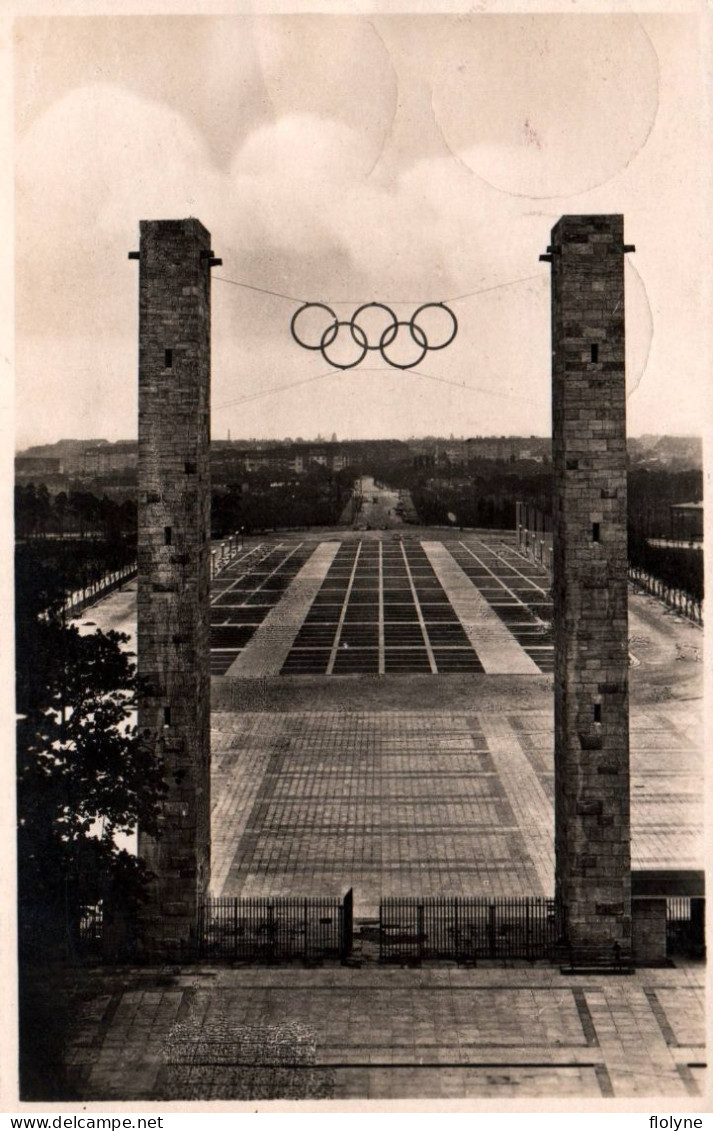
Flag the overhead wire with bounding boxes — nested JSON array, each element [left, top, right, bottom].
[[445, 274, 542, 303], [213, 365, 540, 411], [214, 368, 344, 411], [211, 277, 306, 304], [212, 270, 544, 307], [211, 267, 546, 412], [402, 367, 539, 406]]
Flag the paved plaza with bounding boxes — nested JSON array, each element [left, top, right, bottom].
[[70, 525, 706, 1102], [204, 530, 703, 912], [210, 695, 702, 912], [55, 962, 704, 1101], [83, 529, 703, 915]]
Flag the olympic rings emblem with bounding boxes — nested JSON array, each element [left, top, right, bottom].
[[290, 301, 458, 370]]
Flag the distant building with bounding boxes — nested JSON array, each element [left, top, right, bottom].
[[466, 436, 511, 461], [628, 435, 702, 470], [83, 441, 138, 475], [287, 452, 305, 475], [210, 442, 355, 483], [442, 441, 467, 466], [19, 439, 110, 475], [464, 436, 551, 463], [14, 456, 62, 479]]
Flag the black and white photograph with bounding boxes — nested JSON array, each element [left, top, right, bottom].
[[6, 0, 709, 1113]]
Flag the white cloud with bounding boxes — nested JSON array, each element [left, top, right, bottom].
[[14, 14, 707, 442]]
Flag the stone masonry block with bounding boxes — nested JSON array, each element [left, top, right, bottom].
[[550, 214, 632, 963], [136, 218, 213, 963]]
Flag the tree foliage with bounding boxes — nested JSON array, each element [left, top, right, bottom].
[[628, 527, 703, 603], [15, 482, 137, 543], [211, 465, 354, 535], [628, 468, 702, 537], [16, 556, 166, 958]]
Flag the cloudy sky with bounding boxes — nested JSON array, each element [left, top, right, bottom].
[[13, 9, 709, 446]]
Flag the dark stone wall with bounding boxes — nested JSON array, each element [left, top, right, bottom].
[[136, 219, 212, 961], [632, 899, 668, 965], [550, 215, 632, 962]]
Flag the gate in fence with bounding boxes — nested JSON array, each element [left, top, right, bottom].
[[379, 896, 562, 962], [198, 891, 353, 961]]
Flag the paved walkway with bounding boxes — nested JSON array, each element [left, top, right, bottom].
[[478, 714, 554, 892], [212, 709, 545, 907], [445, 537, 554, 672], [210, 542, 315, 675], [76, 533, 704, 907], [423, 542, 540, 674], [225, 542, 340, 677], [54, 962, 705, 1102], [74, 581, 137, 650], [281, 539, 490, 676]]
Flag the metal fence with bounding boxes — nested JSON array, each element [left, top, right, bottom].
[[64, 562, 137, 618], [666, 897, 706, 958], [379, 896, 562, 962], [198, 892, 353, 961], [628, 566, 703, 626], [515, 502, 553, 572], [78, 903, 104, 951], [516, 501, 704, 627]]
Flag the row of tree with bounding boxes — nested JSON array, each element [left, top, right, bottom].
[[628, 468, 703, 539], [16, 537, 137, 617], [17, 463, 703, 537], [375, 461, 552, 530], [211, 466, 355, 537], [375, 463, 705, 604], [14, 464, 354, 956], [627, 527, 704, 604], [15, 483, 137, 543], [16, 554, 167, 1097]]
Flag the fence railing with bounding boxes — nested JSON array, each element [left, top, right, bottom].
[[628, 565, 703, 626], [78, 902, 104, 951], [39, 890, 708, 964], [64, 533, 249, 614], [210, 533, 248, 580], [516, 502, 703, 627], [515, 502, 553, 571], [64, 561, 137, 618], [379, 896, 562, 962], [197, 892, 353, 961], [666, 897, 706, 958]]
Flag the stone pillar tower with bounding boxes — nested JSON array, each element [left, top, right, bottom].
[[545, 215, 633, 965], [133, 219, 218, 961]]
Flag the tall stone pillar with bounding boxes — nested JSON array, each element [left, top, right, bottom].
[[133, 219, 218, 961], [546, 215, 633, 966]]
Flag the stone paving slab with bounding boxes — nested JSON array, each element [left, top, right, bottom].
[[210, 702, 702, 912], [478, 714, 555, 893], [67, 528, 705, 1106], [211, 710, 545, 910], [46, 962, 705, 1103]]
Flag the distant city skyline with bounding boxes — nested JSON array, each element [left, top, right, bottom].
[[15, 430, 703, 455], [15, 13, 709, 449]]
